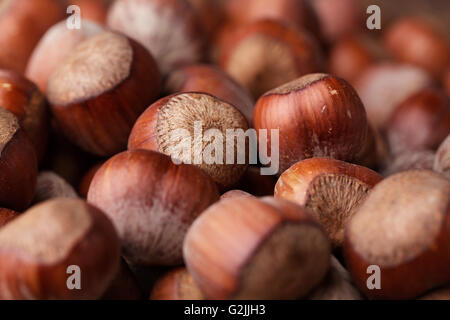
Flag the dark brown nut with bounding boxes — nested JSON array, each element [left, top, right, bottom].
[[275, 158, 382, 247], [26, 20, 104, 93], [224, 0, 321, 37], [107, 0, 205, 74], [306, 256, 363, 300], [187, 0, 224, 42], [0, 108, 37, 211], [0, 69, 49, 163], [34, 171, 78, 204], [0, 198, 120, 300], [101, 258, 143, 300], [354, 63, 433, 131], [384, 17, 450, 79], [328, 35, 385, 84], [0, 0, 65, 73], [47, 31, 161, 156], [0, 208, 19, 228], [165, 64, 254, 123], [311, 0, 362, 43], [87, 150, 220, 266], [386, 88, 450, 154], [253, 73, 369, 174], [183, 196, 331, 299], [434, 135, 450, 178], [128, 92, 249, 190], [382, 150, 436, 177], [150, 267, 204, 300], [220, 19, 324, 99], [344, 170, 450, 300]]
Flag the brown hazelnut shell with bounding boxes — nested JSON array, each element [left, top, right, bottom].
[[254, 73, 369, 174], [0, 198, 120, 299], [47, 31, 162, 156], [87, 149, 220, 266], [344, 170, 450, 300]]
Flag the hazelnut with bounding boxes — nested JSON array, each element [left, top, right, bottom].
[[311, 0, 362, 43], [47, 31, 161, 156], [87, 150, 220, 266], [220, 19, 324, 99], [0, 0, 65, 73], [384, 17, 450, 79], [344, 170, 450, 299], [0, 108, 37, 211], [224, 0, 321, 37], [328, 35, 385, 84], [382, 150, 435, 177], [0, 69, 49, 163], [187, 0, 224, 42], [78, 162, 104, 198], [386, 88, 450, 154], [275, 157, 382, 247], [150, 267, 204, 300], [165, 64, 254, 124], [0, 198, 120, 299], [107, 0, 205, 75], [26, 19, 104, 93], [434, 134, 450, 178], [306, 256, 363, 300], [354, 63, 433, 130], [128, 92, 249, 190], [183, 196, 331, 299], [0, 208, 19, 228], [253, 73, 369, 174], [34, 171, 78, 204]]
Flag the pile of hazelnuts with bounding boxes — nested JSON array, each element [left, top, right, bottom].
[[0, 0, 448, 300]]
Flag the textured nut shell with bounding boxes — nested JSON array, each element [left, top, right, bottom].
[[0, 69, 49, 163], [254, 74, 368, 173], [165, 64, 254, 123], [183, 196, 330, 299], [128, 93, 249, 189], [26, 19, 104, 93], [0, 108, 37, 211], [88, 150, 220, 266], [107, 0, 205, 74], [0, 198, 120, 299], [48, 31, 162, 156], [220, 20, 324, 99], [345, 170, 450, 299]]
